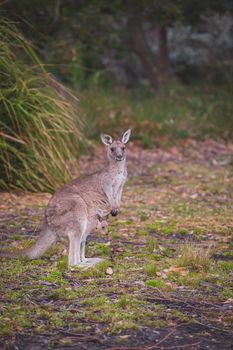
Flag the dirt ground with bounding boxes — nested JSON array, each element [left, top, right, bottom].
[[0, 139, 233, 350]]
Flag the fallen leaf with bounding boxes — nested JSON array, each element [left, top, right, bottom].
[[164, 266, 189, 276], [223, 298, 233, 304], [165, 282, 177, 289]]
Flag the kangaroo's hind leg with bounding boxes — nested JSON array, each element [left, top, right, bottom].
[[68, 231, 82, 266], [80, 218, 106, 266], [67, 214, 88, 266], [68, 220, 102, 267], [68, 231, 98, 267]]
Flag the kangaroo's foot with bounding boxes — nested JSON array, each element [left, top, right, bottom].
[[83, 257, 104, 265], [69, 262, 91, 270], [70, 258, 104, 270]]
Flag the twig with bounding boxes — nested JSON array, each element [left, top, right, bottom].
[[105, 341, 200, 350], [58, 330, 102, 342], [145, 294, 225, 310], [157, 342, 200, 349], [194, 320, 233, 335], [153, 327, 177, 348], [105, 324, 184, 350], [105, 347, 148, 350]]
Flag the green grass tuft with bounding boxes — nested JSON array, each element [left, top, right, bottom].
[[217, 261, 233, 273], [145, 279, 166, 288], [146, 237, 159, 253], [143, 264, 158, 276], [176, 243, 212, 272], [95, 243, 111, 257]]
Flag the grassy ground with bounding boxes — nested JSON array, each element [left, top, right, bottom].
[[0, 140, 233, 349], [81, 82, 233, 146]]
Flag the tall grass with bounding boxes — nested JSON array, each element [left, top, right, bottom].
[[176, 243, 212, 272], [0, 19, 84, 192]]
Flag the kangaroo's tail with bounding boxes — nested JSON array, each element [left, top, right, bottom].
[[0, 225, 57, 259]]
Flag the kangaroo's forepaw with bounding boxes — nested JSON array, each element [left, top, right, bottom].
[[111, 209, 119, 216]]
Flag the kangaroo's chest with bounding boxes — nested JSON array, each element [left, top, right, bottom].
[[101, 166, 127, 200], [110, 170, 127, 195]]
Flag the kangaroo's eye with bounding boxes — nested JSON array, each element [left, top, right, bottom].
[[110, 148, 114, 152], [121, 147, 125, 151]]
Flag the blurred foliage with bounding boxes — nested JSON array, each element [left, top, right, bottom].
[[2, 0, 232, 86], [0, 0, 232, 168], [0, 18, 84, 192], [81, 80, 233, 145], [1, 0, 119, 87]]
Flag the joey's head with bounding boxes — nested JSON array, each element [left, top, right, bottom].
[[101, 129, 131, 162]]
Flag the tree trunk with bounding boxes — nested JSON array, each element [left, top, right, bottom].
[[157, 25, 169, 82], [126, 0, 159, 91]]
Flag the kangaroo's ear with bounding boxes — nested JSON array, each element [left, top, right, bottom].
[[100, 133, 113, 146], [121, 129, 131, 144]]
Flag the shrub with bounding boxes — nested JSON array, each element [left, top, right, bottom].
[[0, 18, 84, 192]]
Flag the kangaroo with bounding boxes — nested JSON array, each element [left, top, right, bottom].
[[0, 129, 131, 267]]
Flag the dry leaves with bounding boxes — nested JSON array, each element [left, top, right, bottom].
[[163, 266, 189, 277]]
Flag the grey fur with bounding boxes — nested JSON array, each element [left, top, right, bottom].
[[0, 130, 131, 267]]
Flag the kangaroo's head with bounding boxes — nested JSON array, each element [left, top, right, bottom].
[[101, 129, 131, 162]]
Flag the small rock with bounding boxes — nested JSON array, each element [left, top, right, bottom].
[[106, 267, 113, 275]]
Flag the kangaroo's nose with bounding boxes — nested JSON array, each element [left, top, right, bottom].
[[116, 155, 123, 161]]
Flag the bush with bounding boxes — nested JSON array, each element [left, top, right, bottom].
[[0, 19, 84, 192]]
